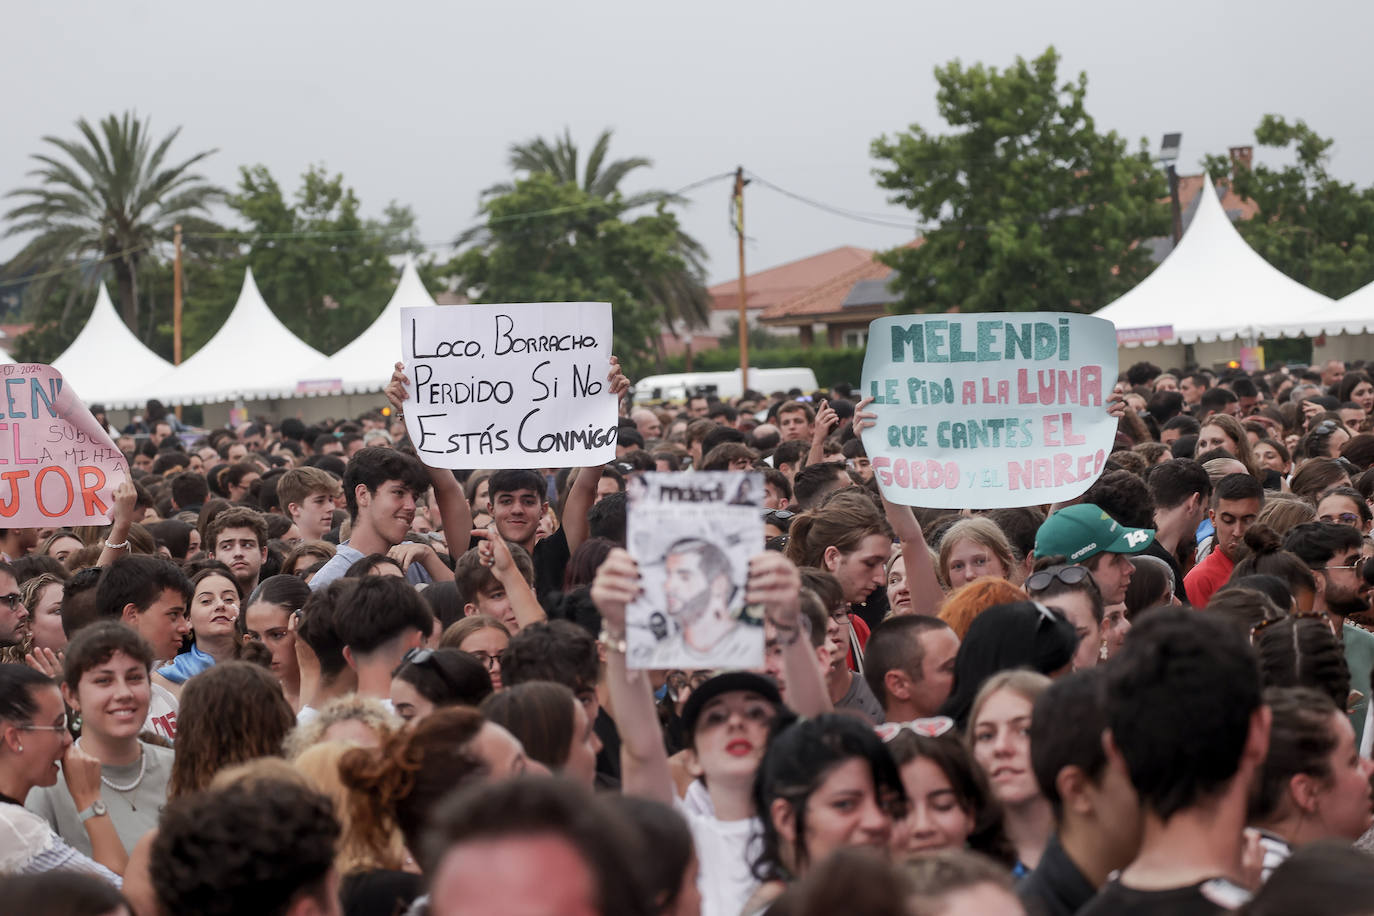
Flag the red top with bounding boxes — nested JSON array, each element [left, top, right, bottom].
[[1183, 548, 1234, 609], [847, 614, 871, 671]]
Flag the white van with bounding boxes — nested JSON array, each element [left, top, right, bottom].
[[633, 367, 819, 403]]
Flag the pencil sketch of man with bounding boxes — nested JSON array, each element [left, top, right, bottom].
[[634, 537, 759, 668]]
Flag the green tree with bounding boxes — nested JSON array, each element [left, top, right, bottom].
[[1203, 117, 1374, 299], [3, 112, 223, 332], [454, 174, 703, 377], [473, 128, 710, 330], [182, 164, 425, 355], [871, 47, 1168, 314]]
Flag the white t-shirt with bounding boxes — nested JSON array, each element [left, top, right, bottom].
[[679, 799, 761, 916], [144, 683, 178, 741]]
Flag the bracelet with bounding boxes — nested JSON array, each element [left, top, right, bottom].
[[598, 625, 627, 655], [103, 539, 129, 550]]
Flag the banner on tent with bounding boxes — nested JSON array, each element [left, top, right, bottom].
[[0, 364, 127, 526], [400, 302, 619, 469], [860, 313, 1119, 510]]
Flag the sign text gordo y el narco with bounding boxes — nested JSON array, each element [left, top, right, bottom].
[[860, 313, 1119, 509], [0, 364, 126, 525], [400, 302, 619, 469]]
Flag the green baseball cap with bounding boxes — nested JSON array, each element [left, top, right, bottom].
[[1034, 503, 1155, 563]]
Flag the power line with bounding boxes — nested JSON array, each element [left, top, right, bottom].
[[744, 171, 926, 231]]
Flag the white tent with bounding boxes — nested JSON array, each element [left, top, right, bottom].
[[1095, 177, 1337, 349], [297, 259, 436, 395], [134, 268, 326, 406], [51, 285, 173, 409], [1310, 279, 1374, 363]]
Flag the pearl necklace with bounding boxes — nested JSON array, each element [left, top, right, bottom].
[[78, 739, 147, 795]]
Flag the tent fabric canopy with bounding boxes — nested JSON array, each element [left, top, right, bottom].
[[1094, 177, 1337, 347], [132, 269, 325, 406], [297, 259, 436, 395], [51, 285, 174, 410], [1307, 277, 1374, 337]]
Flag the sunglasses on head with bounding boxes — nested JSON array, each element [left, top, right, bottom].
[[1025, 565, 1091, 593], [875, 716, 956, 743]]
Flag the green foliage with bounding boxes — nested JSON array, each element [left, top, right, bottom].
[[453, 174, 707, 378], [722, 317, 793, 352], [661, 345, 866, 388], [871, 47, 1168, 314], [471, 128, 710, 331], [182, 164, 424, 356], [1202, 116, 1374, 299], [3, 112, 223, 333]]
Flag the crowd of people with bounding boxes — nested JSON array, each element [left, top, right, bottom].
[[3, 354, 1374, 915]]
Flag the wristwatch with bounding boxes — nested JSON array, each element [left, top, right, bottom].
[[78, 800, 108, 823]]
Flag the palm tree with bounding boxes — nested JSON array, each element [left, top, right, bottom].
[[4, 112, 224, 332], [472, 127, 710, 330]]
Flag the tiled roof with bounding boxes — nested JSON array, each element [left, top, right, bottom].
[[759, 255, 895, 322], [709, 246, 874, 312], [1176, 174, 1259, 222], [760, 240, 922, 323]]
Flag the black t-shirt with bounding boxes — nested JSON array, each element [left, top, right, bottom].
[[533, 527, 571, 598], [340, 869, 424, 916], [1078, 878, 1249, 916]]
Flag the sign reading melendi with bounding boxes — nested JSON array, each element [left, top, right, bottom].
[[400, 303, 619, 469], [0, 364, 127, 526], [860, 313, 1119, 510]]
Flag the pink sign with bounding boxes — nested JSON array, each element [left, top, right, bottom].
[[0, 364, 126, 526]]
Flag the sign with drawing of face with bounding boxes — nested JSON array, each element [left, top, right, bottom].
[[625, 471, 764, 670]]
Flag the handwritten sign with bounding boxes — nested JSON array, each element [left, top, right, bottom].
[[0, 364, 126, 526], [860, 313, 1119, 509], [625, 471, 764, 670], [400, 303, 619, 469]]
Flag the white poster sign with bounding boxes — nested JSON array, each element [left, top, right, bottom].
[[400, 302, 619, 469], [860, 312, 1120, 510], [625, 471, 765, 671]]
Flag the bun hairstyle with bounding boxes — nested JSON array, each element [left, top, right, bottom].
[[1228, 524, 1318, 603], [338, 706, 489, 865]]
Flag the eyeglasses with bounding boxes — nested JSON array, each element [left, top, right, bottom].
[[1249, 611, 1335, 646], [875, 717, 956, 743], [829, 605, 852, 626], [0, 593, 22, 610], [17, 711, 68, 732], [1321, 558, 1366, 574], [467, 650, 501, 671], [1320, 513, 1362, 526], [1025, 565, 1091, 593]]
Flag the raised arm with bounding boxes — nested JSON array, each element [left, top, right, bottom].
[[754, 551, 832, 717], [591, 548, 676, 806], [853, 396, 942, 616], [883, 499, 943, 617], [387, 360, 472, 566], [475, 523, 546, 630], [806, 399, 839, 466], [96, 480, 137, 568], [563, 357, 631, 554]]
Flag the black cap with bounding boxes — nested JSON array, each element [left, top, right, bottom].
[[680, 671, 783, 739]]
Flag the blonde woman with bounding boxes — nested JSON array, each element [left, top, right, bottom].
[[937, 518, 1020, 590]]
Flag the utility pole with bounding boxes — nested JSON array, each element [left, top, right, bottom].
[[173, 224, 184, 421], [734, 166, 749, 394], [1159, 133, 1184, 245]]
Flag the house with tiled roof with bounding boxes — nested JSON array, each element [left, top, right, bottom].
[[706, 246, 875, 336]]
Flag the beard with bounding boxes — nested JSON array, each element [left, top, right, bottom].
[[1326, 585, 1370, 618]]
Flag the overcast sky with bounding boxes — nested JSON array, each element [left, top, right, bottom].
[[5, 0, 1373, 288]]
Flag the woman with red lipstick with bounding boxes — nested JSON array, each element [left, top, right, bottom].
[[593, 548, 827, 916], [744, 713, 908, 912], [968, 671, 1054, 875], [26, 623, 172, 858]]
